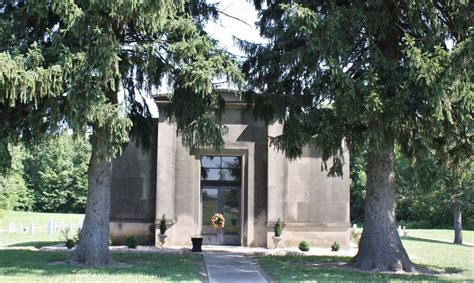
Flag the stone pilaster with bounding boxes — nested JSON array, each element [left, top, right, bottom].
[[266, 122, 286, 248], [155, 117, 176, 244]]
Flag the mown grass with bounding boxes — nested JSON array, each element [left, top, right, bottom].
[[406, 229, 474, 244], [0, 250, 205, 282], [257, 237, 474, 281], [257, 255, 440, 282], [402, 237, 474, 279], [0, 210, 84, 247]]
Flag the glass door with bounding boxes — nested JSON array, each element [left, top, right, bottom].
[[201, 156, 241, 245]]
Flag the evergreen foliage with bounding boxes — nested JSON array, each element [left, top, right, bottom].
[[0, 0, 242, 168], [0, 0, 241, 266], [159, 214, 167, 235], [274, 217, 284, 237], [243, 0, 472, 272]]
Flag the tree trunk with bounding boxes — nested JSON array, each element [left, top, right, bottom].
[[71, 138, 112, 266], [352, 143, 415, 272], [453, 201, 463, 245]]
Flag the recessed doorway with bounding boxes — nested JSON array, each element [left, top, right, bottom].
[[200, 155, 241, 245]]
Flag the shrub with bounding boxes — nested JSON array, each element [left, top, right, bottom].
[[331, 241, 340, 251], [125, 235, 137, 249], [159, 214, 167, 235], [65, 239, 75, 249], [298, 241, 310, 252], [274, 218, 284, 237]]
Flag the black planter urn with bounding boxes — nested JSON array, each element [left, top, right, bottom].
[[191, 237, 203, 252]]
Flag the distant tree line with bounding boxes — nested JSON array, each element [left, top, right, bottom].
[[351, 149, 473, 230], [0, 134, 90, 214]]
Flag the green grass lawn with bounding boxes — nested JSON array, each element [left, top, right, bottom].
[[406, 229, 474, 244], [257, 237, 474, 281], [402, 237, 474, 279], [3, 211, 473, 281], [0, 250, 204, 282], [1, 211, 204, 282], [0, 210, 84, 248]]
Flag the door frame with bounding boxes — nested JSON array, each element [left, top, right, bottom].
[[195, 150, 247, 246]]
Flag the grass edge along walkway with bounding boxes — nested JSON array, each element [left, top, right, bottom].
[[0, 249, 205, 282]]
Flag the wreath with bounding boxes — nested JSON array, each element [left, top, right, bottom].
[[210, 213, 225, 230]]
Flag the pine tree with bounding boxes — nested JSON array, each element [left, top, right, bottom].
[[0, 0, 241, 266], [242, 0, 472, 271]]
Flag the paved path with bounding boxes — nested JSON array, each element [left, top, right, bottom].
[[203, 252, 267, 283]]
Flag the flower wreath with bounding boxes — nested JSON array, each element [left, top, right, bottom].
[[210, 213, 225, 230]]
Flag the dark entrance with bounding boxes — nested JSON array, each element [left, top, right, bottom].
[[201, 155, 241, 245]]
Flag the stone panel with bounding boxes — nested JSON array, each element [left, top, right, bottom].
[[110, 121, 157, 230], [284, 145, 350, 238], [282, 224, 350, 249], [111, 177, 144, 199], [109, 221, 155, 245], [111, 199, 156, 221]]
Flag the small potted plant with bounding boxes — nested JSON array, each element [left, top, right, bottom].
[[272, 218, 284, 249], [158, 214, 167, 247]]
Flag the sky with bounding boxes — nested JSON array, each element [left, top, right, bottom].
[[205, 0, 264, 57], [144, 1, 263, 117]]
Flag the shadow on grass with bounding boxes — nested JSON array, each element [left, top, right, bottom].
[[6, 241, 63, 248], [403, 236, 473, 247], [256, 255, 463, 282], [0, 250, 204, 281]]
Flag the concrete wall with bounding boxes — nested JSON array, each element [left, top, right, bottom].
[[110, 92, 350, 249], [109, 123, 157, 245], [157, 104, 269, 246], [275, 146, 350, 249]]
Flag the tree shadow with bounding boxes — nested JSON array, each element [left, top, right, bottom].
[[403, 236, 472, 247], [257, 255, 465, 282], [6, 241, 63, 248], [0, 250, 205, 281]]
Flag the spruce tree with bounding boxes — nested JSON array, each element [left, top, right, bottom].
[[242, 0, 472, 271], [0, 0, 240, 266]]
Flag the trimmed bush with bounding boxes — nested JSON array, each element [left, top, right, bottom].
[[274, 218, 284, 237], [331, 241, 340, 251], [298, 241, 310, 252], [159, 214, 167, 235], [125, 235, 137, 249], [65, 239, 75, 249]]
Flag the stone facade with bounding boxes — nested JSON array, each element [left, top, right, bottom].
[[110, 91, 350, 248]]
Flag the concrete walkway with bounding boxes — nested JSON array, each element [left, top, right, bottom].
[[203, 252, 267, 283]]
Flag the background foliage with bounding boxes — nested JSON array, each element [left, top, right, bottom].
[[0, 145, 33, 211], [23, 134, 90, 213], [0, 134, 90, 214], [350, 149, 474, 229]]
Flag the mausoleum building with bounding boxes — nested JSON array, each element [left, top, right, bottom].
[[109, 91, 350, 248]]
